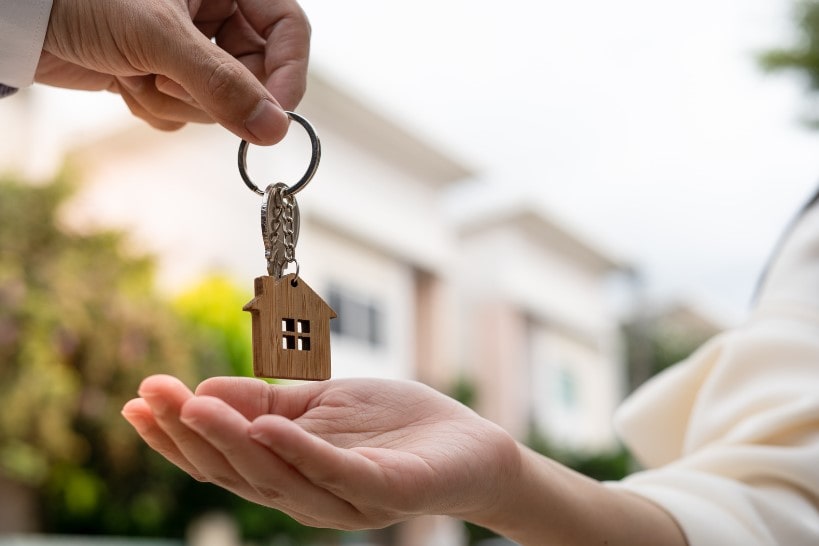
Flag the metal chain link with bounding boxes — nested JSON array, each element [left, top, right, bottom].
[[281, 192, 297, 265]]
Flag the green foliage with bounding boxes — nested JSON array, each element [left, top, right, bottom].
[[0, 171, 201, 535], [760, 1, 819, 80], [173, 275, 254, 377], [448, 374, 477, 408], [0, 172, 332, 543], [759, 0, 819, 125], [525, 425, 632, 482]]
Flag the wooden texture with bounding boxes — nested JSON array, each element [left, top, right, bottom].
[[243, 273, 337, 380]]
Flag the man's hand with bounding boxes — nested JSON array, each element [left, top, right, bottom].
[[37, 0, 310, 144]]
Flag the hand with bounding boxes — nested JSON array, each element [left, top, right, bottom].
[[37, 0, 310, 144], [122, 375, 521, 529]]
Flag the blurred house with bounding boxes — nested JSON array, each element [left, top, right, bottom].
[[455, 205, 627, 451], [0, 71, 629, 543], [60, 72, 469, 387]]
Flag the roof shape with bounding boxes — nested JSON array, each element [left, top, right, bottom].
[[455, 191, 629, 274], [299, 71, 474, 188]]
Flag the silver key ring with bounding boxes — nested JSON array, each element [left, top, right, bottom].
[[238, 111, 321, 197]]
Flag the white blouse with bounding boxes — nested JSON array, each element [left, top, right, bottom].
[[0, 0, 53, 87], [612, 196, 819, 544]]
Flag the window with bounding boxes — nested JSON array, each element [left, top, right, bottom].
[[554, 365, 577, 410], [281, 318, 311, 351], [327, 285, 384, 347]]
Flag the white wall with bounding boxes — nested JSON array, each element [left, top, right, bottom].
[[299, 222, 416, 380], [456, 219, 625, 449]]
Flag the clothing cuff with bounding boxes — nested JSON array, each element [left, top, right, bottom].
[[0, 0, 54, 87], [607, 470, 775, 545]]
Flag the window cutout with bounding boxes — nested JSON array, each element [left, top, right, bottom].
[[282, 318, 312, 351]]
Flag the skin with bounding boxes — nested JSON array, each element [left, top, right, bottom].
[[36, 0, 311, 144], [123, 375, 688, 544]]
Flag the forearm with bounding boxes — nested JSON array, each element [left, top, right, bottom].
[[465, 445, 687, 546]]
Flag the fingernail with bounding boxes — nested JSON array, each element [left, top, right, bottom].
[[245, 99, 287, 144]]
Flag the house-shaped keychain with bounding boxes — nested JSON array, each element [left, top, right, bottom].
[[243, 273, 337, 380]]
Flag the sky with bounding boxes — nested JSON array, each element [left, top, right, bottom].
[[10, 0, 819, 325], [297, 0, 819, 324]]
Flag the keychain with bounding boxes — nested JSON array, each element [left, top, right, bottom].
[[238, 112, 336, 381]]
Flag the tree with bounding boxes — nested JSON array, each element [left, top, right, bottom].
[[0, 171, 202, 534], [760, 0, 819, 125], [0, 172, 337, 544]]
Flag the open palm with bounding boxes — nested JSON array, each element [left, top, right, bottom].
[[123, 375, 520, 529]]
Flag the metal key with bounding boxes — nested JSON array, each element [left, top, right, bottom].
[[261, 182, 300, 278]]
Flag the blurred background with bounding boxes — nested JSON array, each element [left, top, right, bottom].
[[3, 0, 819, 544]]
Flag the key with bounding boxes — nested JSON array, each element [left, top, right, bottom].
[[262, 182, 300, 279]]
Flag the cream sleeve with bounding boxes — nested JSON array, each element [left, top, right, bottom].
[[0, 0, 53, 87], [610, 197, 819, 545]]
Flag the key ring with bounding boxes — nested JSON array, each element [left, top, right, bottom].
[[238, 111, 321, 197]]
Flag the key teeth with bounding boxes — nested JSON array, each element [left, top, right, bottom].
[[260, 183, 300, 279]]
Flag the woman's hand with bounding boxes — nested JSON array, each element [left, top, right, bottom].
[[122, 374, 521, 530], [37, 0, 310, 143]]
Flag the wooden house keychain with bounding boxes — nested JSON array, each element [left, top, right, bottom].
[[238, 112, 336, 380]]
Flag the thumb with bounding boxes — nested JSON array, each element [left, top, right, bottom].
[[157, 29, 289, 144]]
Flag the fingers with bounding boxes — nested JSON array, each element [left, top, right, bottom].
[[235, 0, 310, 110], [194, 376, 325, 421], [133, 375, 251, 495], [121, 397, 207, 481], [151, 25, 289, 144], [193, 377, 273, 421], [116, 76, 211, 131], [124, 375, 359, 526], [154, 76, 194, 103], [162, 0, 310, 137], [248, 414, 405, 519], [180, 396, 363, 527], [191, 0, 237, 36]]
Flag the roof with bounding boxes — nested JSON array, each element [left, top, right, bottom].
[[299, 71, 474, 188], [457, 201, 628, 274]]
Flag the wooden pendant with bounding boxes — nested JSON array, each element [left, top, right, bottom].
[[243, 273, 337, 380]]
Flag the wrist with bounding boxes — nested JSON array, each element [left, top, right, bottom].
[[434, 421, 524, 527], [460, 445, 687, 546], [455, 439, 530, 532]]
